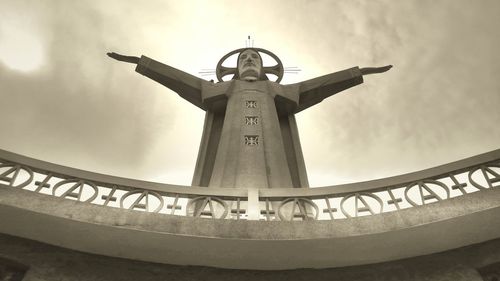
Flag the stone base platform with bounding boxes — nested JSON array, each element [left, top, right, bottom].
[[1, 233, 499, 281]]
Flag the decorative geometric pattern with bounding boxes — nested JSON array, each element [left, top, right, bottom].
[[0, 152, 499, 221], [120, 189, 164, 212], [244, 135, 259, 146], [245, 116, 259, 125], [186, 196, 229, 219], [339, 192, 384, 218], [245, 100, 257, 108], [277, 198, 319, 221], [0, 164, 33, 188]]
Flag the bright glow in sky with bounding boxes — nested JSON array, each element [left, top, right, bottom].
[[0, 33, 44, 72], [0, 14, 45, 72], [0, 0, 499, 187]]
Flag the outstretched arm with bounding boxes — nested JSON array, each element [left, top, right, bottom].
[[107, 52, 140, 64], [360, 65, 392, 75], [294, 65, 392, 113], [107, 51, 206, 110]]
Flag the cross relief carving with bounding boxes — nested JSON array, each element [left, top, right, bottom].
[[245, 100, 257, 108], [245, 116, 259, 125], [244, 135, 259, 146]]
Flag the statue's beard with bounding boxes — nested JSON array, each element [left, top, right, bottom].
[[240, 69, 260, 81]]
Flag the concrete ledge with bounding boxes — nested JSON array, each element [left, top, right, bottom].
[[2, 233, 498, 281], [1, 184, 500, 270]]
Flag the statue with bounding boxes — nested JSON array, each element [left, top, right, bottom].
[[107, 48, 391, 190]]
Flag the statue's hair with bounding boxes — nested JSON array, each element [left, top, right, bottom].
[[232, 48, 269, 81]]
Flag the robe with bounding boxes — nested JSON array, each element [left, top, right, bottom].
[[135, 55, 363, 189]]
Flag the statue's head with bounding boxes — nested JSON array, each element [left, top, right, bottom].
[[216, 47, 283, 83], [236, 49, 265, 82]]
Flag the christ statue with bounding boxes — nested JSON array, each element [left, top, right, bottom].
[[107, 48, 391, 190]]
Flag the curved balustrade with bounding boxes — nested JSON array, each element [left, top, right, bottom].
[[0, 148, 499, 221]]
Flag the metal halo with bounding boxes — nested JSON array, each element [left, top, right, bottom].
[[215, 48, 284, 83]]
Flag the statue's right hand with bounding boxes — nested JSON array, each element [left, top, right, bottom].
[[106, 52, 140, 64], [360, 65, 393, 76], [107, 52, 121, 60]]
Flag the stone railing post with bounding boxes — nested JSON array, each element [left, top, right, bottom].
[[247, 188, 260, 220]]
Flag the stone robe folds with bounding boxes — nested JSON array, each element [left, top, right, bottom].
[[135, 56, 363, 189]]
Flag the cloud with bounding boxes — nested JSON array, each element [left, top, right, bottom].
[[0, 0, 498, 186]]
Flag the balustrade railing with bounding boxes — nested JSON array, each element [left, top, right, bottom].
[[0, 149, 499, 221]]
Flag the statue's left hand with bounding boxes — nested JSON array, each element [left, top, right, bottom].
[[107, 52, 140, 64], [360, 65, 393, 75]]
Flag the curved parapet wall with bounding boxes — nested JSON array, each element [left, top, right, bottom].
[[0, 149, 500, 269], [0, 148, 499, 221]]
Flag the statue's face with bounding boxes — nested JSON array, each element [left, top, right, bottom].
[[238, 49, 262, 81]]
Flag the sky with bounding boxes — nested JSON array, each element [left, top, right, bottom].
[[0, 0, 499, 187]]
